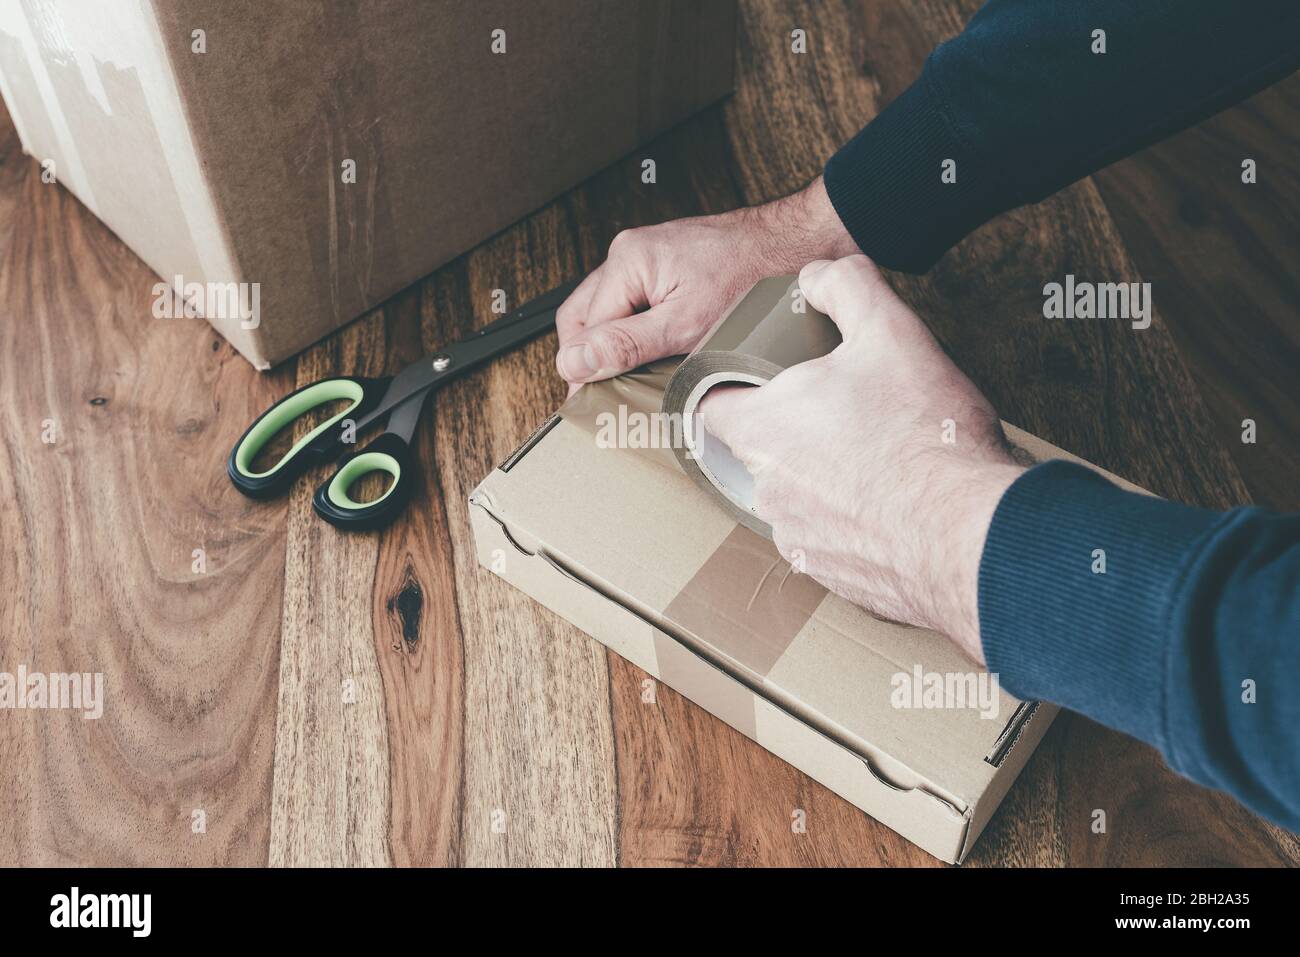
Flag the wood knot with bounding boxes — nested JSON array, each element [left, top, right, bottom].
[[387, 575, 423, 653]]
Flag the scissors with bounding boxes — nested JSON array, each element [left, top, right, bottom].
[[227, 278, 579, 531]]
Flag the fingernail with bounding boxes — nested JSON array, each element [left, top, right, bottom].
[[800, 259, 831, 280], [559, 344, 597, 380]]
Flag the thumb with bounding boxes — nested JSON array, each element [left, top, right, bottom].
[[556, 298, 694, 383], [797, 254, 896, 343]]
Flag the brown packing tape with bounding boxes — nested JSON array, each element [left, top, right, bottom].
[[557, 358, 682, 473], [663, 276, 842, 537], [651, 521, 828, 749], [565, 276, 1054, 537], [663, 524, 828, 675], [652, 629, 759, 739]]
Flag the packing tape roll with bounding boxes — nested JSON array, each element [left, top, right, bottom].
[[663, 276, 841, 538]]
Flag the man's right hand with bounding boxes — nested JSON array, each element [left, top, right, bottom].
[[555, 177, 858, 393], [698, 256, 1024, 663]]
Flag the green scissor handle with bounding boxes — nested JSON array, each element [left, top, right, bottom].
[[310, 430, 415, 531], [226, 376, 391, 500]]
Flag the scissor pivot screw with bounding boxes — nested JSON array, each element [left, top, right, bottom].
[[432, 354, 453, 372]]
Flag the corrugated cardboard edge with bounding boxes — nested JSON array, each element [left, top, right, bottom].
[[472, 415, 1060, 864], [959, 699, 1058, 861], [500, 413, 563, 473]]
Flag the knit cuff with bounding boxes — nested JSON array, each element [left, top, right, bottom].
[[978, 460, 1221, 750]]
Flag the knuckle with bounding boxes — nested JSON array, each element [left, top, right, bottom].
[[843, 253, 875, 274], [589, 324, 643, 371], [826, 260, 889, 316], [826, 257, 863, 285], [661, 300, 708, 342], [607, 228, 643, 257], [822, 258, 850, 279]]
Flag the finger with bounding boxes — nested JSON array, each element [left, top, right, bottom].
[[694, 384, 759, 465], [558, 298, 693, 383], [797, 254, 895, 343], [583, 252, 649, 330], [555, 266, 604, 345]]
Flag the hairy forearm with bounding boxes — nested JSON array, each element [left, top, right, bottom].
[[747, 177, 860, 271]]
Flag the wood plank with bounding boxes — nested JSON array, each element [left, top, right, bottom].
[[268, 310, 394, 867], [1093, 79, 1300, 511], [370, 287, 465, 867], [0, 107, 282, 865], [433, 211, 621, 867]]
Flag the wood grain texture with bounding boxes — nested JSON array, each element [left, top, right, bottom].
[[0, 109, 282, 865], [438, 221, 622, 867], [269, 313, 394, 867], [1092, 81, 1300, 512], [0, 0, 1295, 868]]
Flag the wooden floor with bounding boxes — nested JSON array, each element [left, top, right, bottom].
[[2, 0, 1297, 867]]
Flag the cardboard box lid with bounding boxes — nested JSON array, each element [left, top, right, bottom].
[[475, 413, 1053, 813]]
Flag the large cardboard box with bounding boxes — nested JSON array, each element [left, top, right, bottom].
[[0, 0, 736, 367], [469, 401, 1103, 863]]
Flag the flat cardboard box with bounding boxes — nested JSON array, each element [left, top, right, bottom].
[[469, 407, 1119, 863], [0, 0, 736, 367]]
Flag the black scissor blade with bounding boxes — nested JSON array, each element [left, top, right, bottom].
[[360, 277, 582, 423], [448, 300, 559, 368], [475, 277, 582, 337], [356, 359, 439, 430], [382, 388, 428, 443]]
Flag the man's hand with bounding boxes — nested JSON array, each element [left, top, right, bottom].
[[697, 256, 1026, 663], [555, 178, 856, 393]]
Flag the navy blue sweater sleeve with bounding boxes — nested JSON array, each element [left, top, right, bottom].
[[823, 0, 1300, 273], [979, 461, 1300, 829]]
